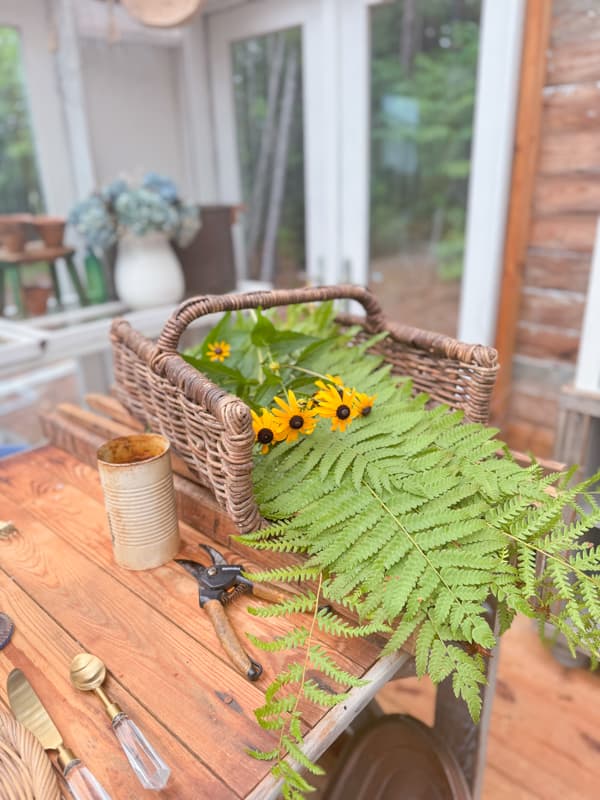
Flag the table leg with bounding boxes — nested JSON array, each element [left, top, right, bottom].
[[49, 261, 63, 309], [64, 255, 89, 306], [433, 600, 499, 799], [7, 267, 23, 316], [0, 266, 5, 315]]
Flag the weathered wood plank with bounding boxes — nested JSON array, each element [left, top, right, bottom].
[[0, 457, 379, 696], [534, 175, 600, 215], [504, 420, 554, 459], [542, 83, 600, 132], [491, 0, 553, 423], [515, 321, 580, 363], [56, 402, 197, 482], [529, 215, 597, 252], [506, 384, 560, 429], [40, 410, 240, 544], [0, 570, 234, 799], [85, 393, 145, 430], [523, 249, 590, 292], [539, 131, 600, 176], [0, 490, 276, 796], [550, 5, 600, 44], [547, 38, 600, 86], [519, 287, 585, 329]]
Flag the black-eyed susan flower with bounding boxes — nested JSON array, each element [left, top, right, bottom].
[[271, 390, 318, 443], [207, 341, 231, 362], [314, 380, 358, 432], [353, 390, 377, 417], [251, 408, 279, 454]]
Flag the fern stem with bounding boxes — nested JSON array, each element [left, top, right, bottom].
[[363, 480, 463, 611], [288, 365, 329, 381], [276, 572, 324, 763]]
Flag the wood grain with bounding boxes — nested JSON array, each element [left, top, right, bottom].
[[539, 131, 600, 176], [0, 490, 274, 796], [542, 84, 600, 133], [491, 0, 553, 424], [523, 250, 590, 292], [534, 175, 600, 215], [547, 37, 600, 87], [0, 454, 379, 696], [515, 322, 580, 363], [40, 409, 240, 544], [529, 214, 597, 253], [0, 571, 233, 799], [519, 288, 585, 329]]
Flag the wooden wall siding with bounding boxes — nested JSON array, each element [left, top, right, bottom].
[[499, 0, 600, 458], [523, 250, 591, 291]]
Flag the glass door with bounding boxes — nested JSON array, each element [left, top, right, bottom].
[[208, 2, 316, 289], [368, 0, 482, 336]]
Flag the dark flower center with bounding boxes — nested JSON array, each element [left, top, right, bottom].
[[361, 406, 372, 416], [336, 405, 351, 420], [214, 346, 223, 355], [289, 415, 304, 429], [257, 428, 274, 444]]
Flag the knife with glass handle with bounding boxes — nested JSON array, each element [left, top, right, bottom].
[[7, 668, 112, 800]]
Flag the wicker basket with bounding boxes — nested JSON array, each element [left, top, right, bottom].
[[0, 709, 60, 800], [110, 285, 498, 534]]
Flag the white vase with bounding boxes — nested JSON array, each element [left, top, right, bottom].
[[115, 232, 185, 309]]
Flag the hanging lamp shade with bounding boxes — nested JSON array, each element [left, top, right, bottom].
[[121, 0, 204, 28]]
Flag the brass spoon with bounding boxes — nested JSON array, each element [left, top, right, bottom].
[[69, 653, 170, 790]]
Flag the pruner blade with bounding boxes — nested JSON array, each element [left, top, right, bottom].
[[175, 559, 207, 583], [200, 544, 229, 567]]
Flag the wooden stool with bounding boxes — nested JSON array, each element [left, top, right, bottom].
[[0, 243, 88, 316], [554, 384, 600, 475]]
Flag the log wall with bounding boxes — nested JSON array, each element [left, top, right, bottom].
[[503, 0, 600, 457]]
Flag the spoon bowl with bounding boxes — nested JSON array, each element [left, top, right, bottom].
[[70, 653, 106, 692]]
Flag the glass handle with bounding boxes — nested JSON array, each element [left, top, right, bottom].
[[112, 714, 171, 790], [64, 761, 112, 800]]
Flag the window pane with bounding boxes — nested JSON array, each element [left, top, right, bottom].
[[231, 27, 306, 287], [369, 0, 481, 336], [0, 27, 43, 213]]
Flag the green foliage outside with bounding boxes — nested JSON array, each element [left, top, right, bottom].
[[0, 27, 43, 214], [370, 0, 481, 278], [185, 305, 600, 797], [231, 1, 481, 283]]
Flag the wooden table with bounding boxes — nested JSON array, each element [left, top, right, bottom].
[[0, 242, 88, 315], [0, 400, 497, 799]]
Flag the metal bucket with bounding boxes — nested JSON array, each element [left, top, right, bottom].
[[97, 434, 180, 570]]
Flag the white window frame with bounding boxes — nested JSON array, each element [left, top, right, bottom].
[[458, 0, 526, 345]]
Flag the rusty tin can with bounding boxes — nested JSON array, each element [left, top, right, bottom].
[[97, 434, 180, 570]]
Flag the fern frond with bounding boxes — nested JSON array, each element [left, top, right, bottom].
[[308, 645, 368, 688], [248, 592, 318, 618], [303, 680, 349, 707], [247, 628, 309, 652]]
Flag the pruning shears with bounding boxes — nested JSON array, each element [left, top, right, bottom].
[[176, 544, 287, 681]]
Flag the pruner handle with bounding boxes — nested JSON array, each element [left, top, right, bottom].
[[250, 582, 290, 605], [203, 599, 262, 681]]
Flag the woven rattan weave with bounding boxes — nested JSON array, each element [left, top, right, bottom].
[[0, 710, 60, 800], [110, 285, 498, 534]]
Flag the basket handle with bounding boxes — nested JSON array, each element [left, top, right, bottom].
[[155, 284, 386, 354]]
